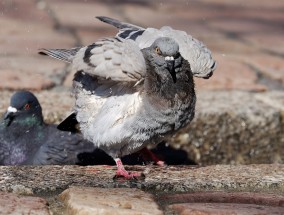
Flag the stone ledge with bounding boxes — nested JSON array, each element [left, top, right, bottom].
[[0, 165, 283, 214], [172, 90, 284, 165], [0, 90, 283, 165], [0, 165, 283, 195]]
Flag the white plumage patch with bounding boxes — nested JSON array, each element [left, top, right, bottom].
[[165, 56, 174, 61], [77, 92, 142, 148], [7, 106, 17, 113]]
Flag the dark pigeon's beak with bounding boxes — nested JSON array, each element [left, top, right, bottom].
[[165, 56, 176, 83], [4, 106, 17, 126]]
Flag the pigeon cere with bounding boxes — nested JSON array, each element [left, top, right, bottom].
[[39, 16, 216, 179]]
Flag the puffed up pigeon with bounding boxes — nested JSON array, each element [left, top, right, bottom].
[[39, 16, 216, 178], [0, 91, 95, 165]]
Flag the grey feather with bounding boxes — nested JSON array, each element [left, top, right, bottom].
[[96, 16, 144, 31], [96, 16, 145, 41], [70, 38, 146, 82], [39, 47, 81, 63]]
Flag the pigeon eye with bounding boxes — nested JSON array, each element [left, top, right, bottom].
[[24, 103, 30, 110], [155, 47, 161, 55]]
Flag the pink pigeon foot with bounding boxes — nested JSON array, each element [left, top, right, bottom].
[[139, 148, 165, 166], [114, 158, 141, 179]]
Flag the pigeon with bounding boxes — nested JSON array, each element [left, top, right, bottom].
[[0, 91, 96, 165], [39, 16, 216, 178]]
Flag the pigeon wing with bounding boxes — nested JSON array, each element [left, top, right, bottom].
[[96, 16, 216, 79], [0, 139, 8, 164], [31, 126, 95, 165], [96, 16, 145, 41], [39, 47, 81, 63], [72, 38, 146, 83], [39, 37, 146, 83]]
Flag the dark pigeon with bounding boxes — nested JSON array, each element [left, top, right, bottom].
[[0, 91, 96, 165]]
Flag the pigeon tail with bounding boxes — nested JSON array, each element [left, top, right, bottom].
[[57, 113, 80, 133], [38, 47, 81, 63]]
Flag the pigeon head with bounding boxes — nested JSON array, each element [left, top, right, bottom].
[[4, 91, 43, 127], [144, 37, 181, 83]]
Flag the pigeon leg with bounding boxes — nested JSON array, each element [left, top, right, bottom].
[[114, 158, 141, 179], [139, 148, 165, 166]]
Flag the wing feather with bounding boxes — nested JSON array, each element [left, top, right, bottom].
[[72, 38, 146, 82]]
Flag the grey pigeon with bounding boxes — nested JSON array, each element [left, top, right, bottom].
[[0, 91, 95, 165], [39, 16, 216, 178]]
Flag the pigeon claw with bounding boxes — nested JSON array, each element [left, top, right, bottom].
[[113, 158, 145, 180], [114, 169, 141, 180], [139, 148, 165, 166], [156, 160, 165, 166]]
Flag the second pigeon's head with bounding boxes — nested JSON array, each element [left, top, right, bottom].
[[143, 37, 182, 83], [3, 91, 43, 126]]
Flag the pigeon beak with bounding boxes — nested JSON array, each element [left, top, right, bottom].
[[4, 106, 17, 126], [165, 56, 176, 83]]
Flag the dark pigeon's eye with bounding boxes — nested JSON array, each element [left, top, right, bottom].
[[155, 47, 161, 55], [24, 103, 30, 110]]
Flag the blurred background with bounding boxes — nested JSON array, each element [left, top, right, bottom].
[[0, 0, 283, 165]]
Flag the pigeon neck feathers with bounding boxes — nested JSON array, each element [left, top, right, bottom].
[[141, 38, 194, 100]]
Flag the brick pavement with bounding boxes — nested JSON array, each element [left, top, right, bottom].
[[0, 165, 283, 214], [0, 1, 284, 214], [1, 0, 283, 92]]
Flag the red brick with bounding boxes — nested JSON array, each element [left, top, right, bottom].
[[47, 1, 122, 30], [161, 192, 284, 207], [0, 69, 54, 91], [123, 2, 217, 36], [200, 0, 284, 10], [0, 191, 50, 215], [77, 28, 117, 46], [195, 54, 267, 91], [0, 17, 74, 56], [60, 187, 163, 215], [0, 56, 66, 90], [237, 54, 284, 84], [203, 35, 258, 55], [244, 32, 284, 55], [209, 19, 276, 35], [169, 203, 284, 215], [0, 0, 52, 26]]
